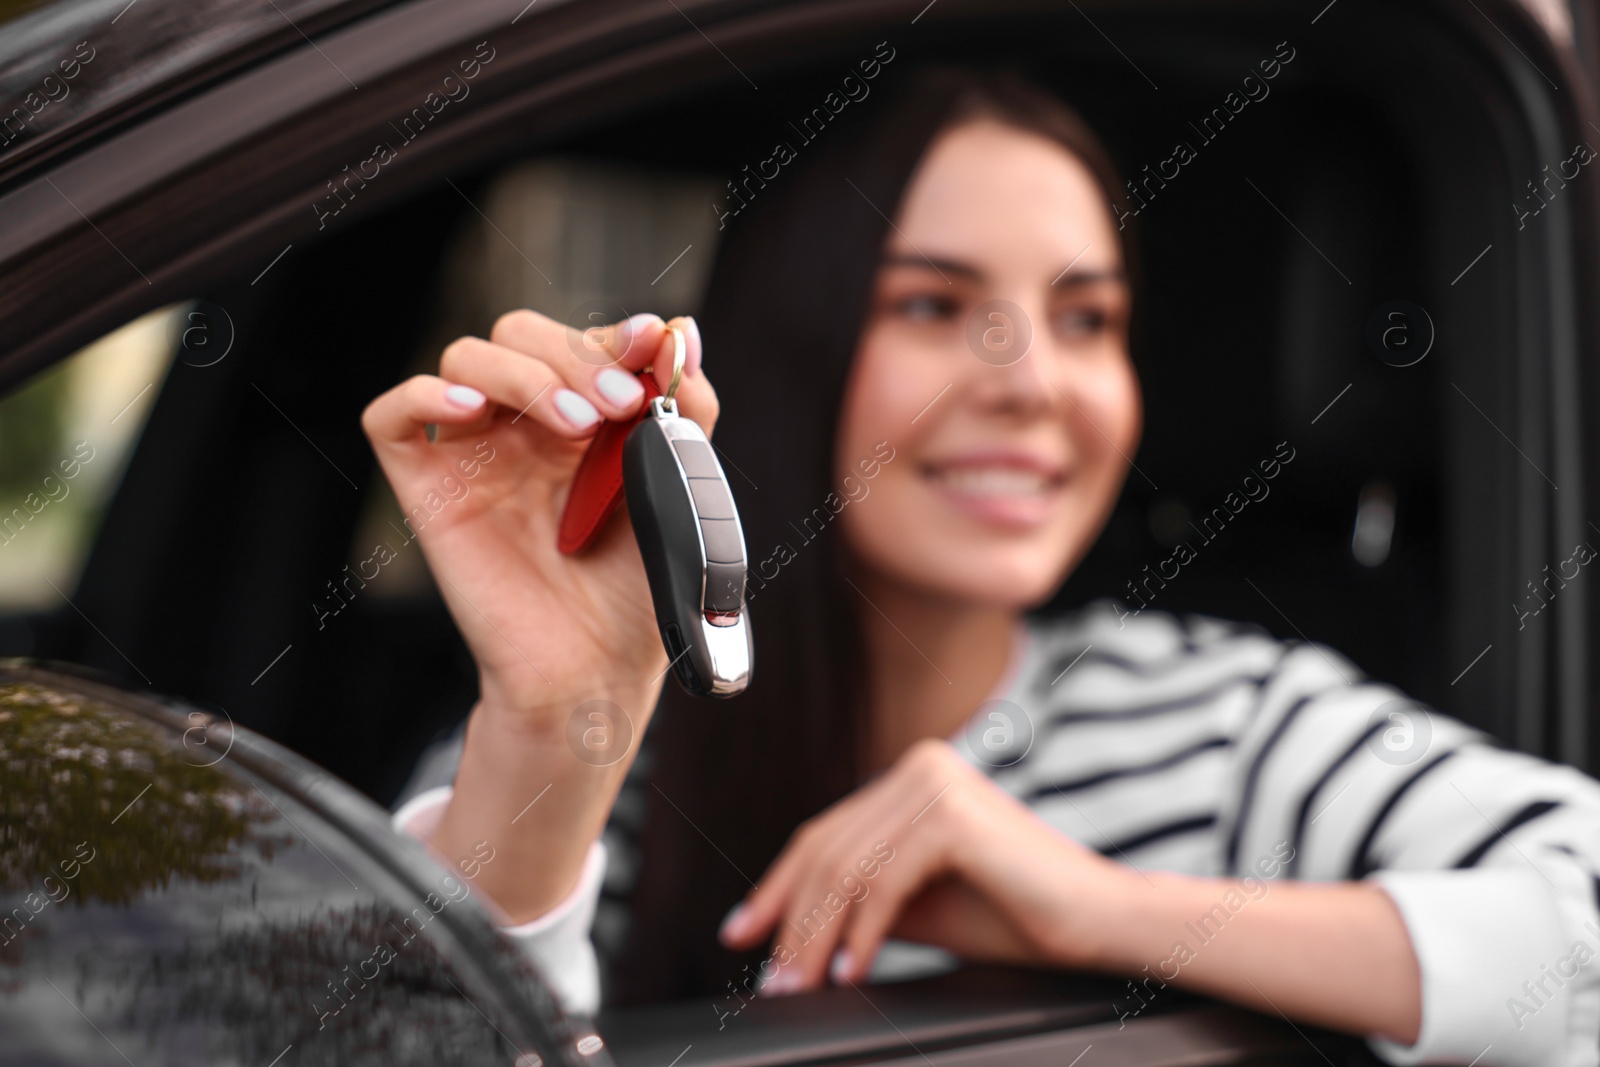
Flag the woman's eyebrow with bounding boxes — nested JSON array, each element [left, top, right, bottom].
[[880, 253, 1125, 288], [1053, 268, 1126, 288], [881, 253, 983, 281]]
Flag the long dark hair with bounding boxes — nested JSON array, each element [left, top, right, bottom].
[[613, 66, 1132, 1004]]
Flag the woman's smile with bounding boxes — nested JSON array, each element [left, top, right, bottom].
[[918, 450, 1069, 529]]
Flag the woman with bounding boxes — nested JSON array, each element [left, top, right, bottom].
[[363, 68, 1600, 1065]]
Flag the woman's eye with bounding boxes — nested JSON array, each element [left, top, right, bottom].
[[895, 294, 959, 322], [1054, 306, 1110, 338]]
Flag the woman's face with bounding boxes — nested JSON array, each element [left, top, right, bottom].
[[836, 118, 1140, 608]]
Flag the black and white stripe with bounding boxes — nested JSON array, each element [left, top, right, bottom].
[[988, 602, 1600, 888]]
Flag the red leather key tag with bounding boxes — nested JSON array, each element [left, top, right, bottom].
[[557, 371, 663, 554]]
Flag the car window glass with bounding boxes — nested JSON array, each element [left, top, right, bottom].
[[0, 304, 176, 609], [0, 674, 544, 1067]]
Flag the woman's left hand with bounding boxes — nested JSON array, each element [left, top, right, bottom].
[[717, 738, 1139, 992]]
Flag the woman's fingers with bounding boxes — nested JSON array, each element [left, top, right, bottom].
[[362, 373, 491, 451], [721, 781, 885, 952], [720, 821, 826, 951], [484, 309, 718, 439], [768, 866, 858, 991], [720, 767, 896, 953], [737, 747, 982, 994], [831, 851, 929, 985], [489, 309, 658, 424], [721, 785, 902, 992], [363, 312, 720, 547], [608, 313, 717, 437], [602, 313, 668, 375], [764, 805, 918, 991], [439, 335, 618, 438]]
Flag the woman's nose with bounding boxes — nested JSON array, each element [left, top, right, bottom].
[[964, 299, 1055, 413]]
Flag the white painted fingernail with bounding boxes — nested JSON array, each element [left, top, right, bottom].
[[829, 949, 854, 985], [619, 313, 658, 340], [445, 384, 485, 409], [554, 389, 600, 429], [718, 903, 746, 939], [758, 967, 801, 998], [596, 368, 644, 406], [680, 315, 703, 369]]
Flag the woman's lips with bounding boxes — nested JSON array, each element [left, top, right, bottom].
[[920, 456, 1068, 528]]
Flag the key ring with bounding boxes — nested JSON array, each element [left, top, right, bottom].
[[662, 323, 686, 411]]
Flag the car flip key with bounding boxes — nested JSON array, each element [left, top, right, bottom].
[[557, 325, 752, 697]]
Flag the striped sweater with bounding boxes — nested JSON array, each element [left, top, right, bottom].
[[395, 601, 1600, 1066]]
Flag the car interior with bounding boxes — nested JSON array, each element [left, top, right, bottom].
[[1, 0, 1596, 1063]]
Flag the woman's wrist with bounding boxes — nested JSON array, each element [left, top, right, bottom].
[[1040, 855, 1162, 972], [428, 680, 660, 924], [1061, 866, 1250, 976], [472, 672, 665, 745]]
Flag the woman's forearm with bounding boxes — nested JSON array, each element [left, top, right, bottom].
[[427, 680, 662, 924], [1080, 868, 1422, 1044]]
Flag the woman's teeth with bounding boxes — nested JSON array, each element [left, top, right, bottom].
[[932, 467, 1054, 496]]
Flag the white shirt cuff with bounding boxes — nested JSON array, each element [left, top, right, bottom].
[[1368, 868, 1575, 1067], [391, 785, 607, 1015]]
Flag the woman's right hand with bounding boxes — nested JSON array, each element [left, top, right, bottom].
[[362, 309, 713, 728], [361, 309, 715, 919]]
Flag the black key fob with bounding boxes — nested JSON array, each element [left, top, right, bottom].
[[623, 396, 752, 697]]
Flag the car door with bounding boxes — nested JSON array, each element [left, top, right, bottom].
[[0, 662, 596, 1066]]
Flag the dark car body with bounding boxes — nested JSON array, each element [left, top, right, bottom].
[[2, 0, 1599, 1062], [0, 662, 590, 1066]]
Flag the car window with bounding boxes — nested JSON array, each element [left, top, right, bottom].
[[0, 667, 562, 1067], [0, 304, 175, 609]]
